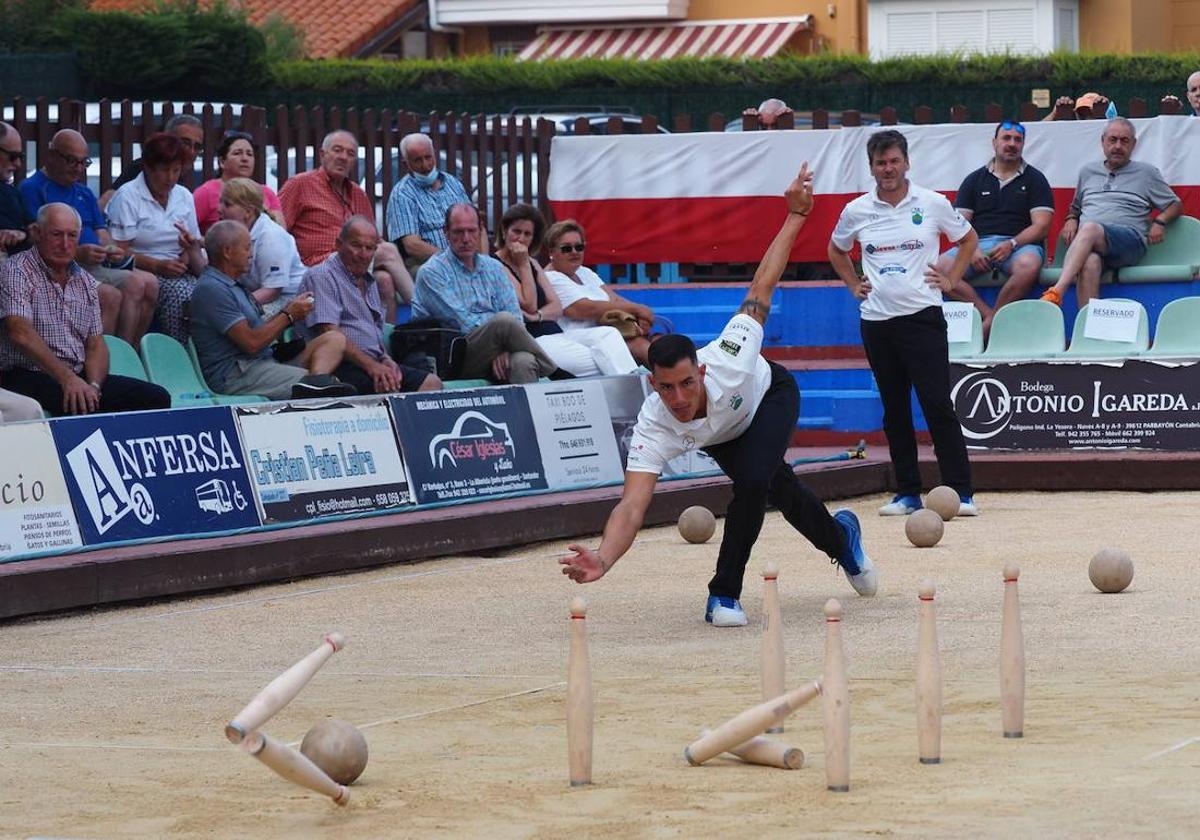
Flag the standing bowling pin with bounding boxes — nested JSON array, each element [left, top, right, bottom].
[[567, 596, 593, 786], [1000, 563, 1025, 738], [225, 632, 347, 744], [916, 580, 942, 764], [822, 598, 850, 792], [243, 729, 349, 805], [761, 562, 786, 734]]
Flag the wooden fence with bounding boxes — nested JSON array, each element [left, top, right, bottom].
[[6, 94, 1189, 282]]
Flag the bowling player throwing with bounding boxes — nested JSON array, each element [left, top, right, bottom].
[[560, 165, 877, 626]]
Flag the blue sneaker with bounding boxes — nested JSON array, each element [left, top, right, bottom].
[[958, 495, 980, 517], [704, 595, 748, 627], [879, 494, 922, 516], [832, 509, 879, 597]]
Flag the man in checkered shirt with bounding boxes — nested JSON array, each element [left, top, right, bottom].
[[386, 132, 471, 264], [0, 203, 170, 416]]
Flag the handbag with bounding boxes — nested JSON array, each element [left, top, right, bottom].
[[599, 309, 643, 339], [389, 317, 467, 378]]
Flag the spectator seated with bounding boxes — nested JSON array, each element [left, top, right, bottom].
[[1039, 233, 1114, 287]]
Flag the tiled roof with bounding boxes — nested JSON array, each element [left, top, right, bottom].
[[89, 0, 418, 58]]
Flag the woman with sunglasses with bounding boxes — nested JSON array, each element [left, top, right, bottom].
[[218, 178, 305, 318], [192, 131, 284, 235], [544, 220, 657, 366], [106, 132, 207, 343], [494, 204, 637, 377]]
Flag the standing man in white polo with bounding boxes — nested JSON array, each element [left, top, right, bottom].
[[827, 129, 980, 518]]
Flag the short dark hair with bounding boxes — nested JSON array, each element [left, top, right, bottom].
[[216, 130, 255, 161], [647, 333, 698, 372], [866, 129, 908, 163], [497, 203, 545, 250], [142, 132, 187, 169]]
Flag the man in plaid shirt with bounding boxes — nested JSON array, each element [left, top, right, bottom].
[[279, 130, 412, 323], [386, 132, 470, 262], [0, 203, 170, 415]]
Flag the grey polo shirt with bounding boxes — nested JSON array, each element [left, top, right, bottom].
[[190, 265, 274, 391], [1070, 160, 1180, 241]]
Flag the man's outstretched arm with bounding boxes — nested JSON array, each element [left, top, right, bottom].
[[560, 470, 658, 583], [739, 163, 814, 327]]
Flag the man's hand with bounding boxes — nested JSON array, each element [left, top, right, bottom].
[[850, 277, 872, 300], [0, 229, 27, 249], [560, 544, 607, 583], [157, 257, 188, 278], [491, 351, 511, 382], [286, 294, 315, 322], [924, 264, 955, 293], [508, 241, 530, 265], [987, 239, 1015, 264], [785, 161, 814, 216], [1060, 218, 1079, 245], [1148, 220, 1166, 245], [370, 358, 403, 393], [61, 375, 100, 415], [175, 221, 201, 252], [76, 243, 109, 266], [970, 249, 993, 272]]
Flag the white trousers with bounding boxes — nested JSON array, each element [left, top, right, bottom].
[[536, 326, 638, 377], [0, 387, 44, 423]]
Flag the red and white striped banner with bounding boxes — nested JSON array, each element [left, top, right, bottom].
[[546, 117, 1200, 264]]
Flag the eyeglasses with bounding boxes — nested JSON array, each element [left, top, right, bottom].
[[557, 243, 586, 254], [0, 148, 25, 163], [52, 148, 92, 168], [997, 121, 1026, 135], [178, 137, 205, 154]]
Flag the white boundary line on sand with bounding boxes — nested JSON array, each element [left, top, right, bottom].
[[1139, 735, 1200, 762], [0, 664, 555, 679]]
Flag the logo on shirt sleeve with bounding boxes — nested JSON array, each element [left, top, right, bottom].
[[729, 393, 743, 411], [719, 339, 742, 356]]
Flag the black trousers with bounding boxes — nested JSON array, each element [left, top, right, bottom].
[[3, 368, 170, 415], [702, 362, 846, 600], [859, 306, 973, 498], [333, 360, 430, 395]]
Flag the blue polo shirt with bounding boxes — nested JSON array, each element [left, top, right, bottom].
[[953, 162, 1055, 240], [190, 265, 274, 391], [18, 170, 106, 246]]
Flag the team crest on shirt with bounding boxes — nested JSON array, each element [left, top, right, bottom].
[[729, 393, 743, 411], [911, 208, 925, 225], [719, 339, 741, 356], [682, 435, 696, 451]]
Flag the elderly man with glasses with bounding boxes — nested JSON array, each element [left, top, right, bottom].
[[0, 121, 33, 260], [20, 129, 159, 347], [934, 120, 1054, 337], [101, 113, 204, 208]]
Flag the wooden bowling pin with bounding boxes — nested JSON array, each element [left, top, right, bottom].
[[243, 729, 349, 805], [760, 562, 786, 734], [1000, 564, 1025, 738], [225, 633, 346, 744], [725, 734, 804, 770], [684, 680, 821, 766], [822, 598, 850, 792], [916, 579, 942, 764], [567, 596, 593, 786]]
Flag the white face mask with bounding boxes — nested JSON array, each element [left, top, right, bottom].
[[411, 168, 439, 187]]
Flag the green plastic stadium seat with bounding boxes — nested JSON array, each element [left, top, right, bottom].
[[948, 307, 984, 360], [1140, 296, 1200, 358], [444, 379, 492, 390], [1116, 216, 1200, 283], [1039, 234, 1114, 286], [1063, 298, 1149, 358], [140, 333, 217, 406], [103, 335, 148, 380], [980, 300, 1067, 361], [185, 339, 265, 405]]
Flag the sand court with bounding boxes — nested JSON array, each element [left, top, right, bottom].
[[2, 490, 1198, 838]]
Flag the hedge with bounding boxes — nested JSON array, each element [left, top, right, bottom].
[[269, 52, 1200, 95]]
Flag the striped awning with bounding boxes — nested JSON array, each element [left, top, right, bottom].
[[517, 16, 812, 62]]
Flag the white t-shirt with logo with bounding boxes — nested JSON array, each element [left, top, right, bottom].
[[830, 181, 973, 322], [626, 314, 772, 475]]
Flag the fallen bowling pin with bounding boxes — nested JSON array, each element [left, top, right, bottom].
[[684, 681, 821, 766], [713, 731, 804, 770], [243, 729, 349, 805], [226, 632, 346, 744]]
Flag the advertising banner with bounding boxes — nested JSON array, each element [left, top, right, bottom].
[[391, 387, 547, 505], [951, 360, 1200, 449], [0, 422, 82, 560], [51, 407, 260, 545], [525, 380, 625, 490], [237, 403, 412, 522]]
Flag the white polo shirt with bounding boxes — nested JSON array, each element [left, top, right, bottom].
[[626, 314, 772, 475], [831, 181, 972, 322], [546, 265, 610, 331], [106, 172, 200, 261]]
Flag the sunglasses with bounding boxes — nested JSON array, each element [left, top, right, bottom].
[[997, 121, 1026, 136], [557, 243, 586, 254], [0, 148, 25, 163]]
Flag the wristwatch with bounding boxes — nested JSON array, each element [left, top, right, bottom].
[[89, 380, 102, 393], [1008, 238, 1019, 250]]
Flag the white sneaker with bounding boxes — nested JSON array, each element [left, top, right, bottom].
[[958, 496, 980, 517], [879, 494, 922, 516], [833, 509, 878, 597]]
